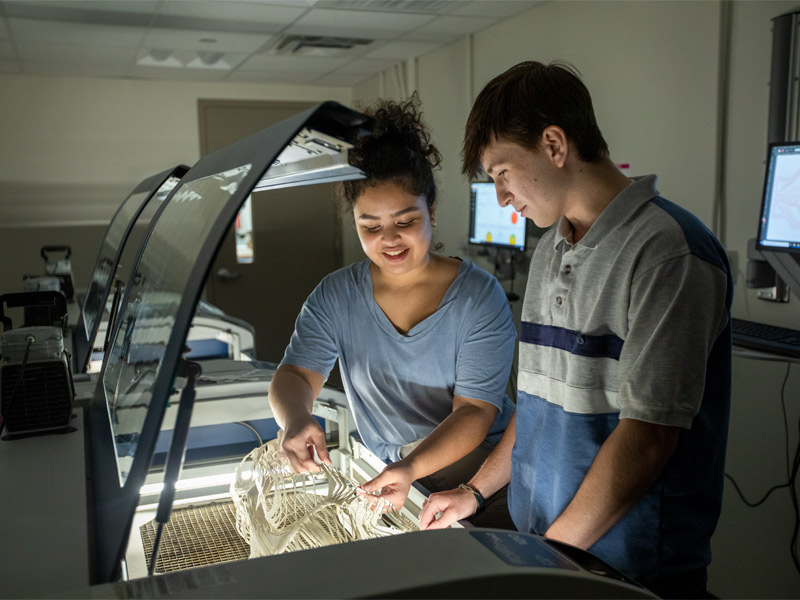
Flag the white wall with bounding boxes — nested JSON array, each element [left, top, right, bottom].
[[0, 74, 350, 227], [0, 73, 350, 292], [353, 0, 723, 281], [352, 0, 800, 596]]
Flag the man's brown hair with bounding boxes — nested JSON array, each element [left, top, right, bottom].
[[462, 61, 609, 179]]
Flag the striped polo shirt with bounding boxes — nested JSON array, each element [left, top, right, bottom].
[[509, 175, 732, 591]]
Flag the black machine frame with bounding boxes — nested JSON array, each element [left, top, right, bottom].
[[73, 165, 189, 374], [85, 101, 371, 585]]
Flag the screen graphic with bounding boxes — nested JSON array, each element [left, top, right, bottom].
[[759, 144, 800, 250], [468, 182, 526, 251]]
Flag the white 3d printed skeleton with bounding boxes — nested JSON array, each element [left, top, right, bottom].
[[230, 439, 413, 557]]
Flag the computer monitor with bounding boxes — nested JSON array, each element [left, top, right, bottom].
[[757, 142, 800, 253], [468, 182, 526, 251]]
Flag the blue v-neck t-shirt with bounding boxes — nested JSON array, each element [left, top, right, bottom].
[[281, 258, 517, 463]]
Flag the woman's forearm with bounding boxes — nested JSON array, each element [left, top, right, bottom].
[[400, 395, 498, 480]]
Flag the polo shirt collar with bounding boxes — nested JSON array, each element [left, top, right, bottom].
[[552, 174, 659, 251]]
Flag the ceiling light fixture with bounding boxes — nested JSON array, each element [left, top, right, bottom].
[[187, 52, 231, 70], [137, 48, 183, 68]]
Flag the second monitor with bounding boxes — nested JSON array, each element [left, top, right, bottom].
[[468, 181, 527, 252]]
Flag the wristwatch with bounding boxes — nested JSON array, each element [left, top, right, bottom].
[[458, 483, 486, 515]]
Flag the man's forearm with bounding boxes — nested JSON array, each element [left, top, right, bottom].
[[545, 418, 679, 549], [467, 412, 516, 498], [416, 413, 516, 530]]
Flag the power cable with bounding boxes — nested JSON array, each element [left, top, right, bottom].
[[724, 361, 800, 573]]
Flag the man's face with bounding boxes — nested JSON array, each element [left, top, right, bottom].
[[480, 137, 564, 229]]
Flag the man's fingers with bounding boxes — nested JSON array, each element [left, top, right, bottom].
[[361, 471, 388, 494], [419, 496, 447, 530], [423, 513, 455, 530]]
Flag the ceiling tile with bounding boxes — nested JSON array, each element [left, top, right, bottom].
[[226, 68, 321, 84], [16, 40, 138, 64], [287, 7, 435, 39], [264, 0, 319, 6], [8, 18, 146, 47], [1, 0, 157, 29], [407, 14, 489, 41], [238, 53, 349, 73], [315, 0, 459, 14], [143, 28, 272, 53], [2, 0, 160, 16], [0, 0, 512, 85], [450, 0, 539, 19], [312, 71, 369, 86], [156, 1, 308, 26], [334, 57, 398, 75], [366, 39, 444, 60]]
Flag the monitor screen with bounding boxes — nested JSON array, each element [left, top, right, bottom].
[[757, 142, 800, 252], [468, 182, 526, 251]]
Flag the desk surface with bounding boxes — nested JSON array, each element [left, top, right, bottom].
[[733, 344, 800, 363], [0, 408, 89, 598]]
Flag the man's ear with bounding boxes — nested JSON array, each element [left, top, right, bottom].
[[541, 125, 568, 168]]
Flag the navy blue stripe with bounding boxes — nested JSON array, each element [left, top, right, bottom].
[[520, 322, 624, 360], [650, 197, 729, 271], [649, 196, 733, 311]]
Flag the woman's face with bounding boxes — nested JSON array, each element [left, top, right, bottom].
[[353, 181, 433, 277]]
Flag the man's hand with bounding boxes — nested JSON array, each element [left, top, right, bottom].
[[418, 487, 477, 530], [360, 461, 415, 512], [279, 413, 331, 473]]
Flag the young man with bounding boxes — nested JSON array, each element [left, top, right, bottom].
[[419, 61, 732, 598]]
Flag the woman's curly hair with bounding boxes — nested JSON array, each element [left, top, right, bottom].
[[337, 92, 442, 215]]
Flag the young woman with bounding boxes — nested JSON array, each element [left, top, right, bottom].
[[267, 95, 516, 526]]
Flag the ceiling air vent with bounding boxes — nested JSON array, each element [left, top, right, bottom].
[[271, 35, 373, 57]]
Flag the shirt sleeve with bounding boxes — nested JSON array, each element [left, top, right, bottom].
[[617, 252, 729, 428], [453, 274, 518, 408], [280, 275, 340, 379]]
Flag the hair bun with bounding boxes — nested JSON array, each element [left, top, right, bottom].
[[337, 92, 441, 216]]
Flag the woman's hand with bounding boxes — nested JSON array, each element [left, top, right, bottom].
[[279, 413, 331, 473], [360, 460, 416, 512]]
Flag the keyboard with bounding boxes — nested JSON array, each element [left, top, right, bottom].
[[731, 318, 800, 358]]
